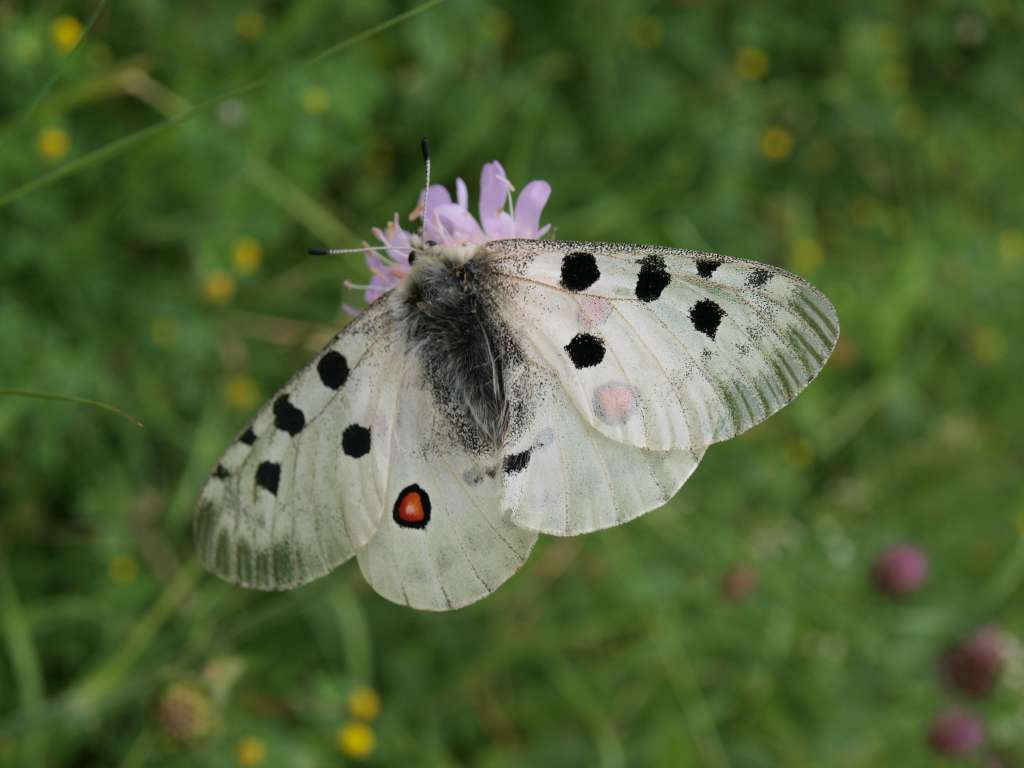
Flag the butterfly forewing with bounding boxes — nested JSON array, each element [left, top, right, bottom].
[[194, 298, 401, 590], [488, 239, 839, 452]]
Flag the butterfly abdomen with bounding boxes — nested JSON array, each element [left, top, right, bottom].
[[398, 252, 517, 454]]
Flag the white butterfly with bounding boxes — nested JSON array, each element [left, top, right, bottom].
[[195, 151, 838, 611]]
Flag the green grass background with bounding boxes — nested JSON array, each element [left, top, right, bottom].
[[2, 1, 1023, 766]]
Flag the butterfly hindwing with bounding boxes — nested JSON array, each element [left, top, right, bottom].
[[194, 298, 402, 590], [488, 239, 839, 452], [355, 352, 537, 611], [500, 361, 704, 536]]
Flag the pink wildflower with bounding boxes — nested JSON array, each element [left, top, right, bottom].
[[344, 161, 551, 314]]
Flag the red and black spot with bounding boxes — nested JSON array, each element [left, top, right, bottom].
[[690, 299, 725, 340], [273, 395, 306, 436], [635, 254, 671, 301], [393, 484, 431, 529], [565, 333, 605, 369], [342, 423, 371, 458], [317, 350, 349, 390], [560, 252, 600, 291]]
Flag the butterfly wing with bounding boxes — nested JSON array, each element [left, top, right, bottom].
[[500, 359, 704, 535], [194, 298, 403, 590], [488, 239, 839, 453], [354, 351, 537, 611]]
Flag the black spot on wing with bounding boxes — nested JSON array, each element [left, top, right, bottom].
[[635, 254, 671, 301], [503, 449, 531, 475], [317, 350, 349, 390], [565, 333, 605, 369], [560, 252, 600, 291], [213, 464, 229, 479], [240, 427, 257, 445], [255, 461, 281, 495], [342, 424, 371, 458], [746, 268, 772, 288], [690, 299, 725, 340], [273, 395, 305, 436], [696, 258, 721, 278]]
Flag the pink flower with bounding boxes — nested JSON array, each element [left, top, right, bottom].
[[940, 625, 1006, 698], [871, 543, 928, 598], [344, 162, 551, 314], [927, 709, 985, 755]]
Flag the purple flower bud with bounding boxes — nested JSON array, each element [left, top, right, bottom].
[[871, 543, 928, 598], [928, 710, 985, 755], [940, 625, 1006, 698], [722, 565, 759, 603]]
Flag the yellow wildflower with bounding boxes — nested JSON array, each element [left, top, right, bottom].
[[232, 236, 263, 275], [784, 437, 814, 469], [735, 46, 770, 80], [51, 15, 83, 54], [203, 271, 235, 305], [36, 127, 71, 162], [998, 229, 1023, 267], [301, 86, 330, 115], [224, 374, 261, 411], [234, 11, 265, 41], [236, 736, 267, 766], [109, 554, 139, 585], [759, 126, 793, 161], [480, 7, 513, 45], [789, 237, 824, 274], [970, 326, 1007, 365], [336, 721, 375, 759], [150, 317, 179, 348], [629, 17, 664, 49], [348, 686, 382, 721]]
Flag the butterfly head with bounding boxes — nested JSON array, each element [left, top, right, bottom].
[[407, 231, 481, 271]]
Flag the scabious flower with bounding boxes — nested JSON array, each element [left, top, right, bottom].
[[871, 543, 928, 598], [940, 625, 1006, 698], [927, 709, 985, 755], [344, 161, 551, 314]]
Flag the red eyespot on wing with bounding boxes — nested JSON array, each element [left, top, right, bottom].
[[393, 484, 431, 529]]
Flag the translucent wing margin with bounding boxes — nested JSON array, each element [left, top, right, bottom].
[[488, 239, 839, 452], [194, 297, 402, 590]]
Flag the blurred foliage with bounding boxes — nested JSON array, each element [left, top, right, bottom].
[[2, 0, 1024, 766]]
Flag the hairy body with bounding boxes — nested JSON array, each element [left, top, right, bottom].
[[395, 243, 516, 453]]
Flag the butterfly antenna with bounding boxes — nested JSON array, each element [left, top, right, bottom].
[[308, 245, 388, 256], [420, 136, 431, 231]]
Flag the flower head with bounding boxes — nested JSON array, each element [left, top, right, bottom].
[[940, 625, 1006, 698], [345, 161, 551, 314], [927, 709, 985, 756], [871, 543, 928, 598]]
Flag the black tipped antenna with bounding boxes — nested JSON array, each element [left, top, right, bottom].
[[420, 136, 431, 228]]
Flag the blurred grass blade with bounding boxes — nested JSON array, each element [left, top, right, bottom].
[[0, 0, 111, 150], [0, 0, 448, 210], [0, 387, 143, 428], [0, 543, 47, 767]]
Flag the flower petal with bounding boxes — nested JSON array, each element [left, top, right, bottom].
[[513, 180, 551, 238], [431, 203, 485, 244], [455, 177, 469, 210], [479, 161, 512, 234]]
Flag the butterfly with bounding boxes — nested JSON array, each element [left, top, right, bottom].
[[195, 147, 839, 610]]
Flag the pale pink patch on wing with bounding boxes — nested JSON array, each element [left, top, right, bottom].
[[593, 383, 638, 426], [578, 297, 613, 329]]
